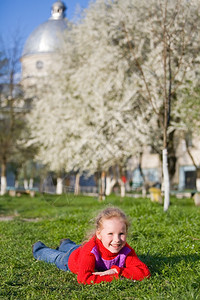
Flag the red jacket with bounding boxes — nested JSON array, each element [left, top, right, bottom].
[[68, 236, 150, 284]]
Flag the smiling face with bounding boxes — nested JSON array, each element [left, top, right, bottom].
[[96, 217, 127, 253]]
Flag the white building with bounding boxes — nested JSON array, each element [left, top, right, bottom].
[[21, 1, 69, 88]]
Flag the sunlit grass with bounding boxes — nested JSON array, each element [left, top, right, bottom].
[[0, 193, 199, 299]]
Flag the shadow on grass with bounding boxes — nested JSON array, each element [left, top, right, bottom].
[[139, 253, 200, 275]]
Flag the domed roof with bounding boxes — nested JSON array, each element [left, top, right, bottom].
[[22, 1, 68, 57]]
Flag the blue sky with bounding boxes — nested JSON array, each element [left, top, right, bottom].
[[0, 0, 91, 51]]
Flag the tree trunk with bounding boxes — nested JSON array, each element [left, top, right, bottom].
[[15, 180, 19, 188], [29, 178, 34, 189], [23, 165, 28, 189], [24, 179, 29, 190], [194, 170, 200, 206], [162, 3, 171, 211], [163, 148, 170, 211], [119, 179, 126, 198], [1, 160, 7, 195], [196, 168, 200, 192], [168, 130, 177, 180], [105, 175, 116, 196], [99, 171, 106, 201], [74, 173, 80, 195], [56, 177, 63, 195]]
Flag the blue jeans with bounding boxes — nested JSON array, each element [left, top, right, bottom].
[[32, 239, 80, 271]]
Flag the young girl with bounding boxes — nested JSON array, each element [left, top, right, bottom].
[[32, 207, 150, 284]]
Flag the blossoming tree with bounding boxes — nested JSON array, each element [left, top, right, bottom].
[[27, 0, 200, 206]]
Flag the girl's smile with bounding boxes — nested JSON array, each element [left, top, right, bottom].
[[96, 217, 127, 253]]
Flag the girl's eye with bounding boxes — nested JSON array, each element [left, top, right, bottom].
[[120, 233, 125, 236], [108, 233, 113, 235]]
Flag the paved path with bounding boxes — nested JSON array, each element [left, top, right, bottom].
[[0, 216, 40, 222]]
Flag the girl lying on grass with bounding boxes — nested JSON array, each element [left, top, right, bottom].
[[32, 207, 150, 284]]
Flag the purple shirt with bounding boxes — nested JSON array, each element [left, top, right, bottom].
[[91, 245, 131, 271]]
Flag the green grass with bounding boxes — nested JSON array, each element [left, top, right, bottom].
[[0, 193, 199, 299]]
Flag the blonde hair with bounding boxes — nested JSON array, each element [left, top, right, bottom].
[[84, 207, 130, 242], [95, 207, 130, 232]]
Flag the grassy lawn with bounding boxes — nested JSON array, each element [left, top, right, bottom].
[[0, 193, 199, 299]]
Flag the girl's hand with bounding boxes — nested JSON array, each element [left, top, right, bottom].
[[92, 268, 118, 276]]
